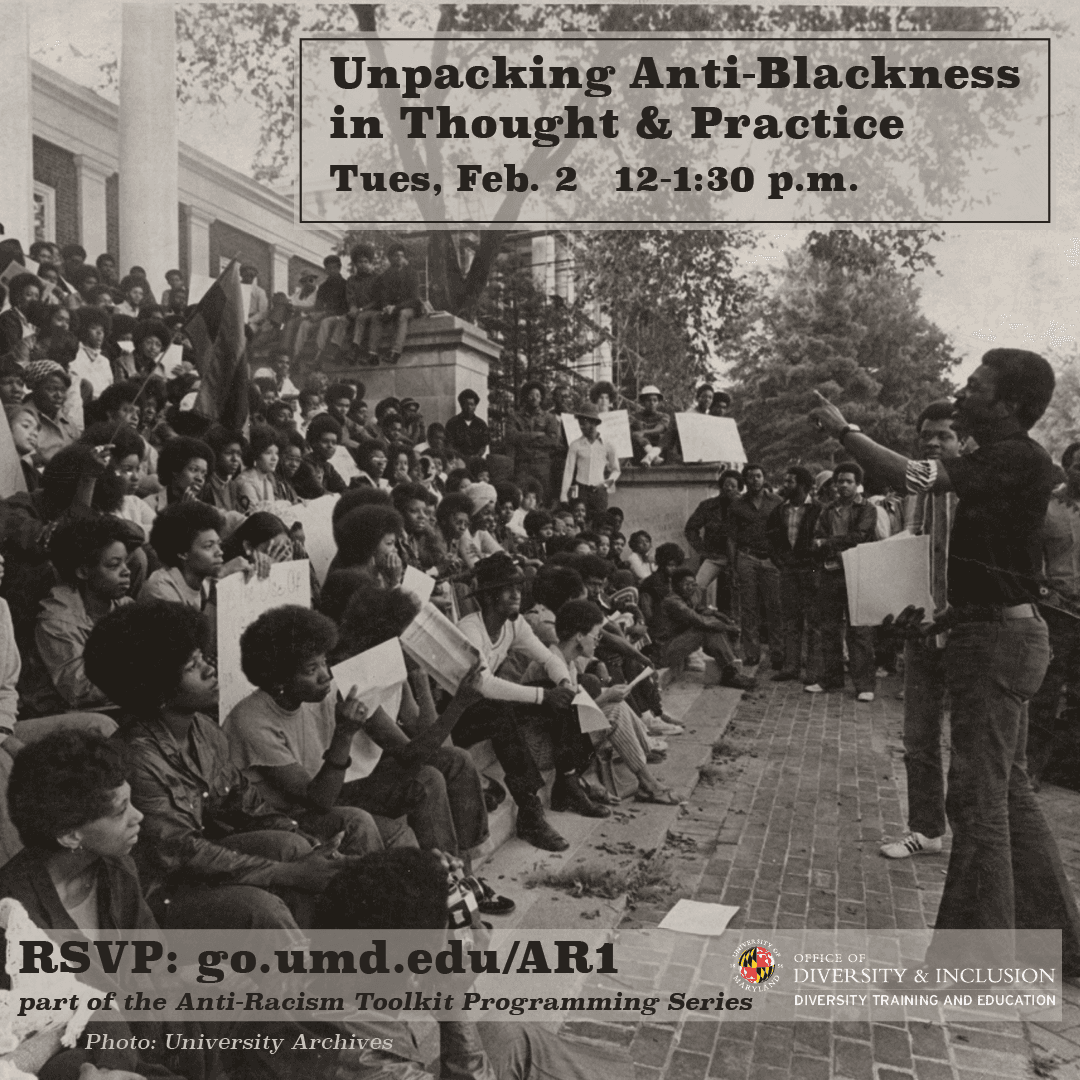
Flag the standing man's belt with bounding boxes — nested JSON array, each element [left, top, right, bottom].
[[950, 603, 1036, 622]]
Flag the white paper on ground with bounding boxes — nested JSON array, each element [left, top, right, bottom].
[[217, 560, 312, 721], [331, 638, 408, 781], [574, 689, 610, 734], [400, 603, 480, 693], [401, 564, 436, 604], [675, 413, 747, 464], [841, 533, 934, 627], [657, 899, 741, 935]]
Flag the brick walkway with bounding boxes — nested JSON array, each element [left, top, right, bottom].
[[567, 676, 1080, 1079]]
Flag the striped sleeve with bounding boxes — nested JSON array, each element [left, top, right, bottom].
[[905, 459, 938, 494]]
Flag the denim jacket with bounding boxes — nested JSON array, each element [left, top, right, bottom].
[[122, 711, 299, 903]]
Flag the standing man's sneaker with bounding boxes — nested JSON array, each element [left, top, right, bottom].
[[880, 832, 943, 859], [516, 796, 569, 851], [551, 773, 612, 818], [857, 691, 876, 702], [804, 683, 826, 693]]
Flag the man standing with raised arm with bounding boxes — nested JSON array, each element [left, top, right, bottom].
[[810, 350, 1080, 974]]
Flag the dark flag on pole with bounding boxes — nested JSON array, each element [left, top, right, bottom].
[[187, 260, 249, 432]]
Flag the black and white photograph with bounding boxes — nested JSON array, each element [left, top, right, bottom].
[[0, 1, 1079, 1078]]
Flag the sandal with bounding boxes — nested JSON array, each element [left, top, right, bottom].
[[467, 876, 516, 916], [635, 787, 680, 805]]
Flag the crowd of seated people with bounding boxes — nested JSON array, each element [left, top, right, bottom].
[[0, 233, 758, 1077]]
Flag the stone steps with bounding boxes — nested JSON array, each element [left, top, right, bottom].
[[463, 666, 745, 934]]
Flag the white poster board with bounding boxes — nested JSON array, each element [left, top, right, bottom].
[[278, 494, 339, 584], [560, 410, 633, 459], [401, 564, 436, 605], [187, 273, 217, 305], [217, 559, 312, 721], [574, 689, 610, 733], [330, 445, 360, 483], [330, 638, 408, 781], [400, 603, 480, 693], [158, 342, 186, 379], [841, 534, 935, 627], [675, 413, 747, 463]]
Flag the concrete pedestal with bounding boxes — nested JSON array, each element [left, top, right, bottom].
[[613, 464, 720, 551], [326, 312, 497, 429]]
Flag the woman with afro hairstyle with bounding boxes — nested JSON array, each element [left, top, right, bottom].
[[144, 434, 214, 512], [291, 413, 349, 499], [321, 585, 492, 867], [84, 601, 362, 930], [331, 504, 404, 589], [235, 424, 300, 513]]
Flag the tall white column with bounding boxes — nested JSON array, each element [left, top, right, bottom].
[[554, 233, 575, 304], [186, 206, 213, 278], [74, 155, 111, 260], [270, 245, 291, 297], [0, 3, 35, 247], [531, 233, 556, 295], [119, 2, 179, 293]]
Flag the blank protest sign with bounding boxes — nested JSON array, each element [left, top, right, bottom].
[[279, 495, 339, 584], [675, 413, 747, 463], [217, 560, 312, 720], [561, 410, 633, 459]]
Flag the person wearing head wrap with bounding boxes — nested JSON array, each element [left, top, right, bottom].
[[456, 481, 503, 568], [22, 360, 77, 464]]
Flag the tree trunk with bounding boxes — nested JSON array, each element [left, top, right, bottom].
[[350, 5, 376, 32]]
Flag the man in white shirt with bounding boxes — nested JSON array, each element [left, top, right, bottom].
[[240, 264, 269, 337], [560, 403, 620, 523], [453, 553, 610, 851]]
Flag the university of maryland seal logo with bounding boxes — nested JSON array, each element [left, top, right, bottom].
[[732, 940, 782, 992]]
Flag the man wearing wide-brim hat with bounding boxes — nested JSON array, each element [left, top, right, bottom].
[[630, 384, 669, 466], [452, 553, 611, 851], [560, 402, 620, 523]]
